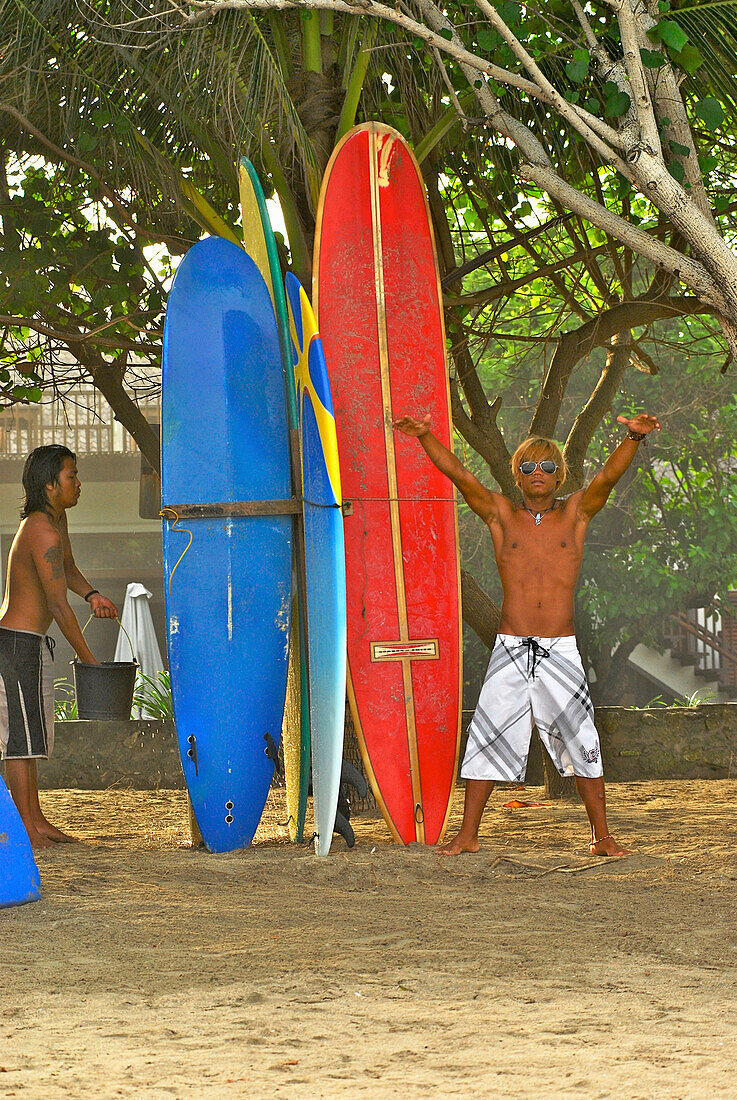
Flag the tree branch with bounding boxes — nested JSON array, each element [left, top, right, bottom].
[[564, 329, 632, 487], [529, 295, 715, 438], [518, 162, 728, 312]]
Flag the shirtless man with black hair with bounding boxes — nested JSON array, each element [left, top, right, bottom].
[[393, 412, 660, 858], [0, 445, 117, 847]]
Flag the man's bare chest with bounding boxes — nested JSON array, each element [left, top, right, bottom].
[[492, 509, 583, 571]]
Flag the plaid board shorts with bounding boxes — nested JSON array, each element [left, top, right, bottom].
[[462, 634, 604, 783], [0, 627, 56, 760]]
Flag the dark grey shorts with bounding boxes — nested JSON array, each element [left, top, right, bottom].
[[0, 627, 55, 760]]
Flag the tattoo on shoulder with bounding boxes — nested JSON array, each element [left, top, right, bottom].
[[44, 545, 65, 579]]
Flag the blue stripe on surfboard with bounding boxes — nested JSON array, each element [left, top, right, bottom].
[[307, 332, 335, 421], [162, 236, 292, 852], [301, 390, 347, 857], [285, 272, 347, 857]]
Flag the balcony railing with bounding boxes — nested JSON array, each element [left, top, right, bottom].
[[0, 387, 159, 458], [664, 596, 737, 693]]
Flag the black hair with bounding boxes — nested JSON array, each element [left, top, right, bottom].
[[21, 445, 76, 518]]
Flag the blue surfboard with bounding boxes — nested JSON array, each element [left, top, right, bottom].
[[162, 235, 293, 853], [285, 274, 347, 857], [0, 776, 41, 907]]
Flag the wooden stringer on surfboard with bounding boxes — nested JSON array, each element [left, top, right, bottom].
[[314, 123, 462, 846]]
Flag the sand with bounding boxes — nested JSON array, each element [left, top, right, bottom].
[[2, 780, 736, 1098]]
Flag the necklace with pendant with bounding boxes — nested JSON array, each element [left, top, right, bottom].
[[525, 501, 556, 526]]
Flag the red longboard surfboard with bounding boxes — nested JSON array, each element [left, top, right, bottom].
[[313, 122, 462, 845]]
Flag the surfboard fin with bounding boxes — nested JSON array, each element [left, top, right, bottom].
[[333, 811, 355, 849], [340, 758, 368, 800], [263, 732, 282, 779]]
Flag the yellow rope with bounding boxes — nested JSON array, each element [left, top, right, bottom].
[[160, 507, 194, 595]]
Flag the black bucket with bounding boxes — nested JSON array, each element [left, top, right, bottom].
[[73, 661, 138, 721]]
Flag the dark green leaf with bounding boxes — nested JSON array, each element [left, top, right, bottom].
[[438, 27, 453, 41], [640, 48, 664, 69], [659, 21, 689, 53], [675, 43, 703, 76], [667, 161, 685, 183], [604, 91, 631, 118], [698, 155, 718, 174], [565, 58, 589, 83], [668, 139, 691, 158], [496, 2, 521, 27], [564, 89, 580, 104], [694, 97, 724, 131], [478, 29, 500, 52]]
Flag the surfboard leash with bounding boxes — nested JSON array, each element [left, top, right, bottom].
[[159, 507, 194, 595]]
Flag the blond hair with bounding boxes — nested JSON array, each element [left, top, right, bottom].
[[511, 436, 567, 490]]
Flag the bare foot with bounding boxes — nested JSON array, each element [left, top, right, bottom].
[[590, 835, 630, 857], [25, 825, 56, 849], [33, 817, 78, 843], [436, 834, 481, 856]]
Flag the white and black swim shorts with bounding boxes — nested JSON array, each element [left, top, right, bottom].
[[0, 627, 55, 760], [462, 634, 604, 783]]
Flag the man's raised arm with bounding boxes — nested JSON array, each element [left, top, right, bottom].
[[578, 413, 661, 520], [393, 414, 501, 522]]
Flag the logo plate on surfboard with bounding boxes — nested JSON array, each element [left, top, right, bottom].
[[370, 639, 439, 662]]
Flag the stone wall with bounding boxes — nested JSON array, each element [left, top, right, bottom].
[[35, 720, 183, 791], [596, 703, 737, 781], [10, 703, 736, 792]]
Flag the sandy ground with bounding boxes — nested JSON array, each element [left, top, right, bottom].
[[2, 780, 737, 1099]]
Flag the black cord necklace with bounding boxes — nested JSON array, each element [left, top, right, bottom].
[[524, 500, 556, 526]]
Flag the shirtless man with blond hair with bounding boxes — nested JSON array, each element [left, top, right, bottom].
[[0, 445, 117, 847], [393, 412, 660, 857]]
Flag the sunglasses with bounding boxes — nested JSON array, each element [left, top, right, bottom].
[[519, 460, 558, 475]]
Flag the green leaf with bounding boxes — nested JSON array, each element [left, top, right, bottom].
[[438, 27, 453, 40], [564, 89, 580, 104], [640, 48, 665, 69], [659, 20, 689, 53], [477, 29, 500, 52], [604, 91, 631, 118], [668, 139, 691, 158], [601, 81, 619, 96], [675, 43, 703, 76], [496, 2, 521, 27], [667, 161, 685, 183], [565, 58, 589, 83], [694, 97, 724, 131], [698, 155, 718, 174], [658, 0, 670, 9], [583, 97, 600, 113]]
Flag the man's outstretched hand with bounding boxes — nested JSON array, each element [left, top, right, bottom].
[[393, 413, 431, 437], [616, 413, 661, 436]]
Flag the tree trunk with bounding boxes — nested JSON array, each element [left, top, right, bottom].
[[460, 569, 500, 650], [541, 746, 577, 801]]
